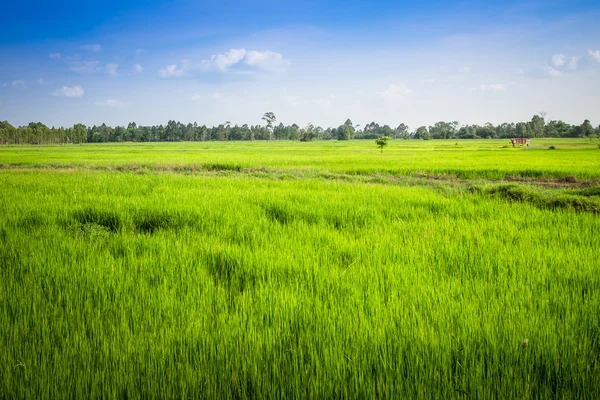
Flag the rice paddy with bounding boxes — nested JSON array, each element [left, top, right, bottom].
[[1, 139, 599, 398]]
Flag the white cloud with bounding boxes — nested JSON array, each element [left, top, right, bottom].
[[543, 65, 562, 77], [551, 54, 565, 67], [421, 78, 436, 83], [479, 83, 505, 92], [458, 66, 471, 74], [49, 53, 61, 59], [201, 48, 289, 72], [53, 86, 84, 98], [244, 50, 290, 72], [378, 83, 414, 98], [70, 61, 118, 76], [95, 99, 125, 108], [37, 78, 48, 85], [191, 94, 202, 101], [81, 44, 102, 52], [203, 49, 247, 71], [133, 64, 143, 73], [551, 54, 578, 70], [567, 56, 579, 70], [158, 64, 185, 78], [212, 92, 225, 101], [12, 80, 25, 88], [70, 61, 100, 74], [589, 50, 600, 63], [105, 64, 119, 76]]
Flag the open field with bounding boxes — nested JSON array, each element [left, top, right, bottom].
[[1, 139, 600, 398], [1, 138, 600, 179]]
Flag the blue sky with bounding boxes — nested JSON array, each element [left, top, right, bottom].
[[1, 0, 599, 129]]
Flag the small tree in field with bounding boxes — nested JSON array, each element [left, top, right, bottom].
[[375, 136, 390, 153]]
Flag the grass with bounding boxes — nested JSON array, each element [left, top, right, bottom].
[[1, 139, 599, 398], [1, 138, 599, 180]]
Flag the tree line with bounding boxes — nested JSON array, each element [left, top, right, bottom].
[[0, 113, 598, 146]]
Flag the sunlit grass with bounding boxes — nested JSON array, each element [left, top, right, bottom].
[[0, 140, 599, 398], [1, 139, 599, 179]]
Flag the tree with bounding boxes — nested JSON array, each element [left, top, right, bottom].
[[338, 119, 355, 140], [581, 119, 595, 138], [300, 123, 316, 142], [335, 119, 354, 140], [395, 123, 409, 139], [414, 126, 430, 140], [362, 122, 380, 139], [528, 113, 545, 138], [544, 120, 570, 138], [429, 121, 458, 139], [375, 136, 390, 153], [262, 112, 276, 140]]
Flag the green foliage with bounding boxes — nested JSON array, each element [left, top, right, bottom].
[[2, 114, 597, 145], [414, 126, 431, 140], [375, 135, 390, 152], [0, 163, 599, 398]]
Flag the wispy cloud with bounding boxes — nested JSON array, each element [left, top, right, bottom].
[[70, 61, 100, 74], [244, 50, 289, 72], [80, 44, 102, 52], [191, 94, 202, 101], [12, 80, 25, 89], [133, 64, 143, 73], [543, 65, 562, 78], [551, 53, 579, 70], [70, 61, 119, 76], [53, 86, 84, 98], [159, 49, 289, 78], [568, 56, 579, 70], [589, 50, 600, 63], [479, 83, 505, 92], [105, 64, 119, 77], [95, 99, 125, 108], [551, 54, 565, 67], [158, 64, 186, 78], [378, 83, 414, 98], [49, 53, 61, 59], [37, 78, 48, 85], [201, 48, 290, 73]]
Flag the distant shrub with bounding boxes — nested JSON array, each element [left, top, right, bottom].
[[548, 145, 557, 150], [375, 136, 390, 153]]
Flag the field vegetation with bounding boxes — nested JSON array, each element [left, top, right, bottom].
[[1, 139, 599, 398]]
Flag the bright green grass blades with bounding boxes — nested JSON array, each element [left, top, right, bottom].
[[1, 169, 599, 398]]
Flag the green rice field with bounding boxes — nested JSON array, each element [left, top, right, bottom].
[[1, 139, 599, 398]]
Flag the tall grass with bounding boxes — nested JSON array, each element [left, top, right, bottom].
[[1, 170, 599, 398]]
